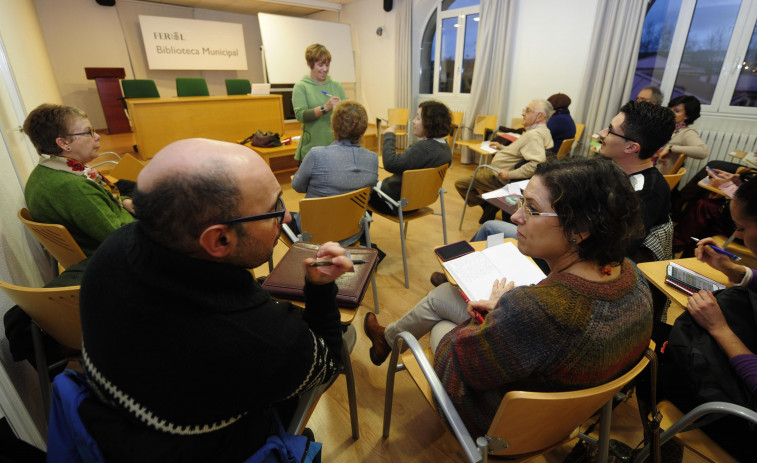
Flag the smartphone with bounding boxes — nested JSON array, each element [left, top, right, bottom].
[[434, 240, 475, 262], [666, 262, 725, 292]]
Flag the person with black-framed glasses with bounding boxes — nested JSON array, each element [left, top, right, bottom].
[[76, 138, 354, 461], [597, 101, 675, 264]]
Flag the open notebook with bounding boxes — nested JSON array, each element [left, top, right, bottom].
[[442, 241, 546, 301]]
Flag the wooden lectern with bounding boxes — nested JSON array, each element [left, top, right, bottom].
[[85, 67, 130, 134]]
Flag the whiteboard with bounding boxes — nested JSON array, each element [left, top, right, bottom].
[[258, 13, 355, 84]]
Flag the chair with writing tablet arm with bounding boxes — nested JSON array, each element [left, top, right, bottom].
[[367, 165, 449, 288], [383, 333, 653, 463], [18, 208, 87, 271]]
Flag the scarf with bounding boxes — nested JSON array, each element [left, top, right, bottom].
[[38, 154, 122, 206]]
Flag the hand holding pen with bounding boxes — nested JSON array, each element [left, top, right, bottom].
[[303, 242, 354, 284], [693, 237, 747, 283], [691, 237, 741, 262], [320, 91, 340, 112]]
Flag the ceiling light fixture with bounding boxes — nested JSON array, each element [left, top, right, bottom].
[[261, 0, 342, 12]]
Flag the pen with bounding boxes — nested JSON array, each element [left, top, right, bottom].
[[321, 91, 334, 97], [705, 166, 721, 178], [308, 259, 368, 267], [691, 237, 742, 262]]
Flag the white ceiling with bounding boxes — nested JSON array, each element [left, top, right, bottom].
[[142, 0, 355, 17]]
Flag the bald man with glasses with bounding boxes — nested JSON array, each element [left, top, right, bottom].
[[76, 138, 353, 461]]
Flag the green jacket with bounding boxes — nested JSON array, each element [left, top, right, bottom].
[[292, 75, 346, 161], [24, 165, 135, 256]]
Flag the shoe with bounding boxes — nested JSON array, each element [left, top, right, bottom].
[[255, 275, 267, 285], [363, 312, 391, 366], [430, 271, 448, 287], [478, 203, 499, 224]]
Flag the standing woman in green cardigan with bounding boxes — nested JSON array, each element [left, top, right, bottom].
[[23, 104, 135, 256], [292, 43, 346, 163]]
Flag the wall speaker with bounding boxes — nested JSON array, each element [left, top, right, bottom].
[[96, 0, 116, 6], [383, 0, 393, 12]]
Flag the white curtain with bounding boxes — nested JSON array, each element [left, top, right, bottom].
[[573, 0, 646, 156], [460, 0, 517, 163], [395, 0, 412, 149]]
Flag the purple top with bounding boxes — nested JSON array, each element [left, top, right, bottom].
[[731, 354, 757, 396]]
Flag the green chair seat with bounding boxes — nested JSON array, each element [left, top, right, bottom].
[[225, 79, 251, 95], [176, 77, 209, 97]]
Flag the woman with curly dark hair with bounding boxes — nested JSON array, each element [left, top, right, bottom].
[[656, 94, 708, 175], [368, 100, 452, 214], [364, 157, 652, 437]]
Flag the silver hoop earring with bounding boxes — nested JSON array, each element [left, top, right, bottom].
[[570, 238, 577, 244]]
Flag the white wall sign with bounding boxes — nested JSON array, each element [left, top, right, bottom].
[[139, 15, 247, 70]]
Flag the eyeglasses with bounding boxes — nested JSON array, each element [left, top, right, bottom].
[[606, 125, 637, 143], [514, 196, 558, 220], [68, 128, 96, 138], [220, 197, 287, 225]]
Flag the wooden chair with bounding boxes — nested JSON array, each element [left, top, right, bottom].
[[556, 137, 576, 159], [668, 153, 687, 176], [18, 208, 86, 270], [279, 189, 375, 440], [107, 152, 146, 183], [633, 401, 757, 463], [87, 151, 121, 174], [367, 165, 449, 288], [383, 332, 652, 463], [458, 163, 500, 230], [282, 187, 379, 313], [447, 111, 464, 152], [572, 123, 585, 154], [511, 117, 524, 129], [663, 167, 686, 191], [454, 115, 498, 162], [0, 280, 81, 419]]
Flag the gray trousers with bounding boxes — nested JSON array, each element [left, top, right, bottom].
[[384, 282, 470, 354]]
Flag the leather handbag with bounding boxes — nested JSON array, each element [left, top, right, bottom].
[[262, 242, 378, 309], [240, 130, 282, 148]]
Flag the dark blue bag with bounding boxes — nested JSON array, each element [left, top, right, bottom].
[[244, 408, 322, 463]]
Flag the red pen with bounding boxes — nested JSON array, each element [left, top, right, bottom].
[[460, 289, 485, 323]]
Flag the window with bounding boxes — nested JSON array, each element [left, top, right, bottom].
[[632, 0, 757, 114], [419, 0, 480, 96]]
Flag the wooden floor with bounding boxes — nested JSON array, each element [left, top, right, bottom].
[[98, 132, 712, 463]]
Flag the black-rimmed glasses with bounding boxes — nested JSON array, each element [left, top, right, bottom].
[[220, 197, 286, 225], [68, 128, 97, 138], [606, 125, 637, 143]]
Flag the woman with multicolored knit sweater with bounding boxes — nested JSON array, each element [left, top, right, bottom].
[[365, 157, 653, 436]]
